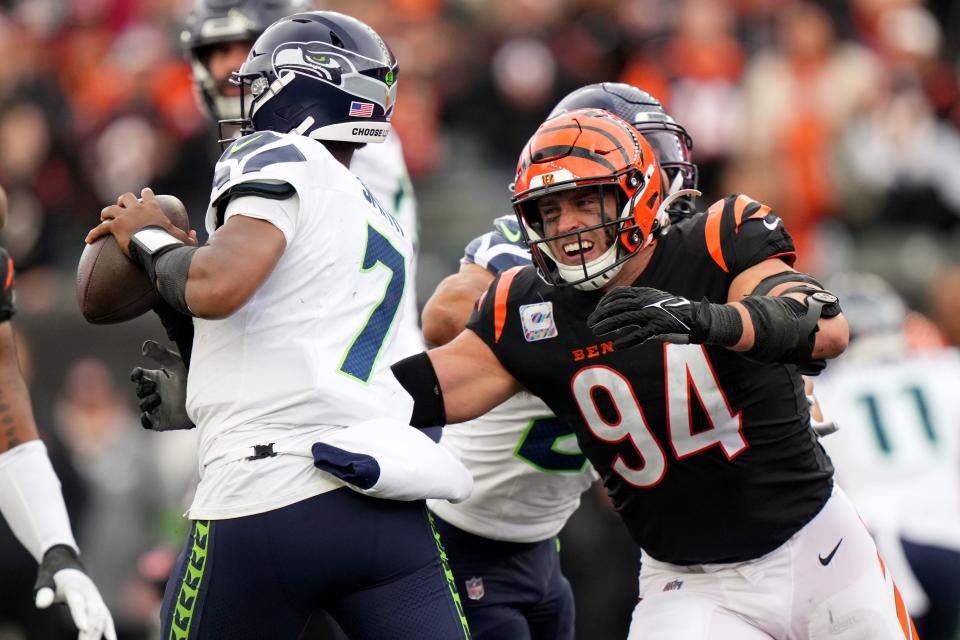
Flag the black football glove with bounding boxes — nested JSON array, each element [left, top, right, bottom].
[[130, 340, 194, 431], [0, 246, 15, 323], [587, 286, 743, 350], [35, 545, 117, 640]]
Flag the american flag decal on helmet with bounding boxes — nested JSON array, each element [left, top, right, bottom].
[[349, 101, 374, 117]]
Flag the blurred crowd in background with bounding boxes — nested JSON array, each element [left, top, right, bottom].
[[1, 0, 960, 638]]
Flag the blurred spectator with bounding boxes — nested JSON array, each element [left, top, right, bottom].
[[54, 358, 164, 640], [623, 0, 745, 201], [837, 5, 960, 233], [737, 1, 880, 269]]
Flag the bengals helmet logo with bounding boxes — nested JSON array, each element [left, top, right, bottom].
[[542, 173, 556, 186]]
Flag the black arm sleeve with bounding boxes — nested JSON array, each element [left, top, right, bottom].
[[391, 351, 446, 428], [153, 301, 194, 369]]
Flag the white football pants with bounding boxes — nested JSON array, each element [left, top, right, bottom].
[[629, 486, 918, 640]]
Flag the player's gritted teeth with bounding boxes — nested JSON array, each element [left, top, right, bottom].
[[549, 230, 607, 265], [563, 239, 594, 258]]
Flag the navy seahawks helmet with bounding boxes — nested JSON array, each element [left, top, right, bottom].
[[181, 0, 311, 120], [226, 11, 398, 145], [549, 83, 698, 220]]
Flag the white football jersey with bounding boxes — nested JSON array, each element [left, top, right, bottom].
[[816, 347, 960, 549], [186, 131, 421, 519], [429, 393, 597, 543]]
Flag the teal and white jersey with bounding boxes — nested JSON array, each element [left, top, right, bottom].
[[816, 347, 960, 549], [187, 132, 420, 519], [429, 392, 597, 543]]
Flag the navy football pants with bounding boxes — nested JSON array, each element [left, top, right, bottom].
[[432, 515, 574, 640], [160, 488, 469, 639], [902, 537, 960, 640]]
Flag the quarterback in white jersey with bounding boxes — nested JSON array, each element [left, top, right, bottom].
[[816, 273, 960, 640], [186, 128, 424, 518], [181, 0, 422, 347], [88, 12, 470, 639]]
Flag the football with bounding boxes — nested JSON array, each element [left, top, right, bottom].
[[76, 194, 191, 324]]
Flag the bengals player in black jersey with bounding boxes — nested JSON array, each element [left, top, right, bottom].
[[393, 110, 919, 639]]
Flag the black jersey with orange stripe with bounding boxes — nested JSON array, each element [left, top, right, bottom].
[[465, 195, 833, 565]]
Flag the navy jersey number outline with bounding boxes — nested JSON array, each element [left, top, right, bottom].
[[338, 223, 406, 383], [514, 416, 588, 473]]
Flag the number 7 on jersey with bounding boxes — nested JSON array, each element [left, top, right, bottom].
[[338, 224, 406, 383]]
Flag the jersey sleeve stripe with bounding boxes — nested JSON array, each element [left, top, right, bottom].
[[705, 198, 729, 272], [494, 267, 523, 343], [766, 250, 797, 266], [732, 194, 755, 229]]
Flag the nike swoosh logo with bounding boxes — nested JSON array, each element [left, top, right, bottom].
[[643, 298, 691, 330], [230, 133, 264, 154], [763, 217, 781, 231], [497, 221, 523, 243], [818, 538, 843, 566]]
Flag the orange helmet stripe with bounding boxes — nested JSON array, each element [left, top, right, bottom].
[[520, 111, 642, 186]]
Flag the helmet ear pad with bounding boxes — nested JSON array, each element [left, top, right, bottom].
[[251, 76, 346, 133]]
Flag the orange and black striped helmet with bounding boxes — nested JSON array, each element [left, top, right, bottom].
[[511, 109, 663, 290]]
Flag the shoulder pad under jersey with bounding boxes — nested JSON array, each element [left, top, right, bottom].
[[461, 214, 531, 276], [210, 132, 320, 200], [207, 132, 321, 230]]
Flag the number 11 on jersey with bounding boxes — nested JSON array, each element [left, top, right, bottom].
[[338, 223, 406, 383]]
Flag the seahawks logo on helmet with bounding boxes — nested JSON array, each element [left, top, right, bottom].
[[273, 44, 351, 84], [271, 41, 395, 112]]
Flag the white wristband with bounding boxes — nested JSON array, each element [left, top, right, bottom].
[[131, 227, 183, 254], [0, 440, 77, 561]]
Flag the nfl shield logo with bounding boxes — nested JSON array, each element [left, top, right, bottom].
[[465, 576, 485, 601], [519, 302, 558, 342]]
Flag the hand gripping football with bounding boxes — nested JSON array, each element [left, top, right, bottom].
[[76, 195, 190, 324]]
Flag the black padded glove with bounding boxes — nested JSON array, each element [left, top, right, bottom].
[[587, 286, 742, 350], [130, 340, 194, 431]]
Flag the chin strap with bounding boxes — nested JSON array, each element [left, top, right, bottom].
[[655, 188, 701, 231]]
